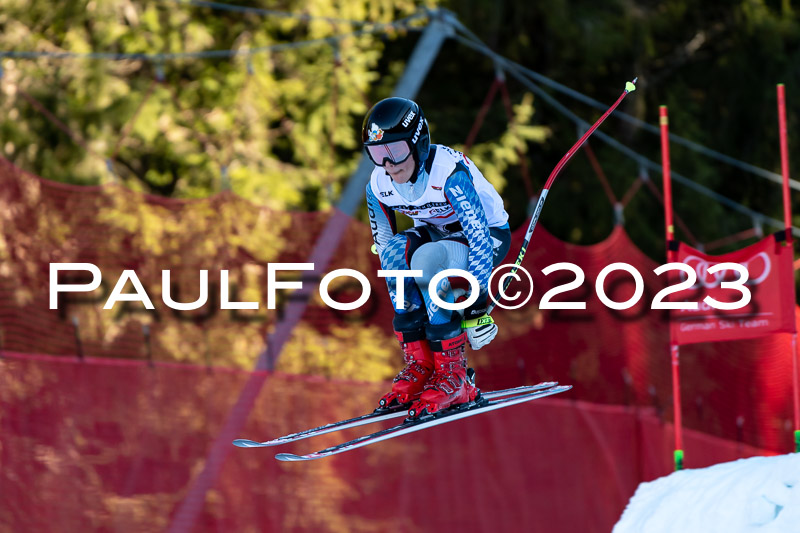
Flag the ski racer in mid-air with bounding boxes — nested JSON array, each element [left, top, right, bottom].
[[363, 97, 512, 418]]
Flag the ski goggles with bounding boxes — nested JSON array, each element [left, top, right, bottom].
[[365, 140, 412, 166]]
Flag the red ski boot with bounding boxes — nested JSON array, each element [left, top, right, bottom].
[[377, 331, 435, 410], [408, 333, 478, 418]]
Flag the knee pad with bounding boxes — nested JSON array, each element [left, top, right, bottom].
[[410, 241, 449, 286], [410, 240, 470, 297]]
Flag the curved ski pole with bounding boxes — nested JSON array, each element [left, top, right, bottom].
[[487, 78, 637, 314]]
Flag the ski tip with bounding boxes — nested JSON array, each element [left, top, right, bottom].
[[233, 439, 264, 448], [275, 452, 313, 462]]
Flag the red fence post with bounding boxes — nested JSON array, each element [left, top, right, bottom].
[[778, 83, 800, 452], [660, 105, 684, 469]]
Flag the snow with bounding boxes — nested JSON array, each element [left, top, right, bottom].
[[613, 454, 800, 533]]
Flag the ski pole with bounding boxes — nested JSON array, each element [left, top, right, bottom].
[[487, 78, 638, 314]]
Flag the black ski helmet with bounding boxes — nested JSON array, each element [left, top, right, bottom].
[[362, 97, 430, 171]]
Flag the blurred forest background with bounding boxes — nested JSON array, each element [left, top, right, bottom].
[[2, 0, 799, 259]]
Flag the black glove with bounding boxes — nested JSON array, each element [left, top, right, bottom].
[[463, 293, 488, 321]]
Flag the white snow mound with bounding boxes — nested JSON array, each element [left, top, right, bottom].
[[613, 453, 800, 533]]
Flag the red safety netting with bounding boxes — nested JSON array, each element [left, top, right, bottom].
[[0, 156, 394, 369], [483, 225, 798, 452], [0, 352, 775, 533], [0, 155, 797, 455]]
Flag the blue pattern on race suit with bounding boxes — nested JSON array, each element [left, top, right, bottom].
[[443, 167, 493, 295], [377, 232, 424, 314], [425, 267, 455, 326], [367, 164, 494, 323], [368, 182, 423, 315], [366, 183, 395, 253]]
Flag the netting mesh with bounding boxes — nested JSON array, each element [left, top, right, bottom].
[[0, 155, 796, 453], [0, 352, 774, 533], [0, 156, 396, 371], [2, 155, 800, 531]]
